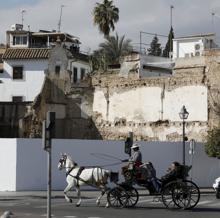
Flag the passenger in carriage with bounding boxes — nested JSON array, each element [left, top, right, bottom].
[[150, 161, 182, 193], [161, 161, 182, 185]]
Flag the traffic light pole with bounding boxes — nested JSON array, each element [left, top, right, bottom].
[[47, 147, 52, 218], [42, 111, 56, 218]]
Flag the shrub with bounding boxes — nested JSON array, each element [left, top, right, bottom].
[[205, 127, 220, 159]]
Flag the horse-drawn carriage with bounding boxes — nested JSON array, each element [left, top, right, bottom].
[[107, 161, 200, 209], [58, 153, 200, 209]]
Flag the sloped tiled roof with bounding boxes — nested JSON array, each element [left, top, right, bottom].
[[3, 48, 50, 60]]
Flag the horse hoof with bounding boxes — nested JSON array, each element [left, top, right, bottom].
[[69, 199, 73, 203], [76, 204, 80, 207], [96, 200, 100, 206]]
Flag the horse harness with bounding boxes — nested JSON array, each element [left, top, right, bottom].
[[66, 165, 106, 187], [60, 155, 107, 187], [59, 156, 83, 185]]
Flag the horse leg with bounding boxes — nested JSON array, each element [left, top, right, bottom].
[[75, 186, 81, 207], [64, 182, 74, 203], [96, 185, 109, 207]]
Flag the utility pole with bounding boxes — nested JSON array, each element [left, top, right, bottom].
[[140, 31, 142, 54], [58, 5, 65, 32], [212, 12, 215, 33], [170, 5, 174, 29]]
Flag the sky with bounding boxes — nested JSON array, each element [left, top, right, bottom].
[[1, 0, 220, 53]]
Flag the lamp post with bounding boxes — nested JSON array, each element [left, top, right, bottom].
[[179, 105, 189, 166]]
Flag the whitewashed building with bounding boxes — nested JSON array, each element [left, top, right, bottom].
[[0, 24, 90, 102], [173, 33, 216, 59]]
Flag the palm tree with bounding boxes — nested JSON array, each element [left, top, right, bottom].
[[99, 33, 133, 65], [93, 0, 119, 37]]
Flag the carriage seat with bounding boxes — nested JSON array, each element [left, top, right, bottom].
[[161, 164, 192, 185], [177, 165, 192, 179]]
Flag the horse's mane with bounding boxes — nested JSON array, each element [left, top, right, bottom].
[[66, 154, 78, 166]]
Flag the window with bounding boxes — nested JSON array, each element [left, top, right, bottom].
[[12, 96, 23, 102], [13, 66, 23, 79], [0, 69, 3, 74], [73, 67, 78, 83], [13, 35, 27, 46], [55, 65, 60, 76], [80, 68, 85, 80]]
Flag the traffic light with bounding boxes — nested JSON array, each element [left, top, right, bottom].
[[124, 132, 133, 156], [42, 111, 56, 151], [46, 111, 55, 138]]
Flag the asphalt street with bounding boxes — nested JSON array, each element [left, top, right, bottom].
[[0, 190, 220, 218]]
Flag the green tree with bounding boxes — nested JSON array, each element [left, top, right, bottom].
[[205, 127, 220, 159], [90, 33, 132, 71], [163, 27, 174, 57], [99, 33, 133, 65], [147, 35, 162, 56], [93, 0, 119, 37], [89, 49, 106, 72]]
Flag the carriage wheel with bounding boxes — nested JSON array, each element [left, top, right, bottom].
[[161, 181, 178, 209], [107, 187, 127, 208], [120, 186, 139, 207], [172, 180, 200, 209]]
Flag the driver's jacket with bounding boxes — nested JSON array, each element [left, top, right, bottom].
[[129, 150, 142, 167]]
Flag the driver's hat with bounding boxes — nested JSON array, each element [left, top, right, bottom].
[[131, 143, 139, 149]]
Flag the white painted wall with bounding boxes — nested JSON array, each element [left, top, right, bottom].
[[173, 39, 203, 59], [0, 60, 48, 102], [109, 87, 162, 122], [0, 138, 219, 191], [163, 86, 207, 121], [93, 85, 207, 123], [0, 139, 17, 191]]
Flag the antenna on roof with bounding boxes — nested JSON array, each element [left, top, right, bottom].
[[21, 9, 26, 26], [58, 5, 65, 32]]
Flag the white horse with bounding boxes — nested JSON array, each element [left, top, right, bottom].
[[58, 153, 111, 207]]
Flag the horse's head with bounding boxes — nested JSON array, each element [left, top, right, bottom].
[[58, 153, 77, 170], [58, 153, 68, 170]]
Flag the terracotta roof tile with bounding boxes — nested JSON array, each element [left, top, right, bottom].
[[3, 48, 50, 60]]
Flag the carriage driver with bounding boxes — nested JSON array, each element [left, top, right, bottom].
[[129, 143, 142, 167], [122, 143, 143, 167]]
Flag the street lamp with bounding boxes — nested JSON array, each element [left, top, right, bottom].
[[179, 105, 189, 166]]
